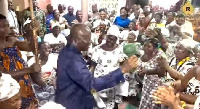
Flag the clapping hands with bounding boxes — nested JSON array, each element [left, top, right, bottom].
[[151, 86, 182, 109]]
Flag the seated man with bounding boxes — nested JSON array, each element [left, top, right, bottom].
[[43, 25, 67, 53]]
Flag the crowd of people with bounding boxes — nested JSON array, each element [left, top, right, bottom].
[[1, 0, 200, 109]]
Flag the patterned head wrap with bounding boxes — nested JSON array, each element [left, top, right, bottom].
[[178, 39, 199, 54], [0, 73, 20, 101], [107, 25, 120, 44]]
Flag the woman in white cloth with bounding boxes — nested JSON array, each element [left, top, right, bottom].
[[90, 26, 128, 109], [28, 42, 58, 107], [0, 72, 21, 109]]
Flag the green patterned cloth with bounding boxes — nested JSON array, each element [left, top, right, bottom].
[[126, 104, 137, 109], [23, 8, 46, 37], [123, 43, 139, 57]]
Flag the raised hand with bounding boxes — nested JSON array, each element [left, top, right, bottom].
[[121, 55, 138, 73]]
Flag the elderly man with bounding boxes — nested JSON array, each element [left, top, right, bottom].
[[55, 24, 138, 109], [71, 10, 83, 25], [63, 6, 76, 27]]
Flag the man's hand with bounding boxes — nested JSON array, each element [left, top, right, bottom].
[[121, 55, 138, 73]]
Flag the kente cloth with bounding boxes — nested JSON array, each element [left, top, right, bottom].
[[0, 46, 37, 109]]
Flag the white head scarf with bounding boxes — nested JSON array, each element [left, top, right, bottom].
[[0, 73, 20, 102], [107, 25, 120, 44], [178, 39, 199, 54]]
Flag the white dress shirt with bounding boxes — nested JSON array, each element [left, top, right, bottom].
[[7, 10, 19, 34]]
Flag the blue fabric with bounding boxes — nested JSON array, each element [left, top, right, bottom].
[[19, 37, 25, 41], [46, 14, 54, 33], [114, 16, 131, 28], [37, 37, 42, 43], [55, 43, 125, 109], [63, 13, 76, 26], [18, 37, 41, 43]]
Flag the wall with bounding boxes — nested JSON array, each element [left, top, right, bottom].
[[12, 0, 51, 11], [38, 0, 51, 11], [51, 0, 82, 13], [0, 0, 8, 17]]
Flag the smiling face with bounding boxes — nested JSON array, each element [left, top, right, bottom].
[[53, 10, 60, 20], [175, 15, 186, 26], [143, 42, 155, 55], [127, 32, 136, 43], [106, 35, 117, 48], [40, 43, 51, 56], [128, 22, 136, 31], [120, 8, 128, 17], [52, 26, 61, 37], [76, 11, 83, 20], [68, 6, 74, 15], [174, 43, 190, 61], [100, 11, 106, 20]]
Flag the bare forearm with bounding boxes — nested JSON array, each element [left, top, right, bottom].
[[186, 104, 194, 109], [14, 41, 33, 52], [171, 103, 183, 109], [4, 67, 32, 78], [145, 68, 165, 77], [166, 66, 184, 80], [179, 92, 197, 104]]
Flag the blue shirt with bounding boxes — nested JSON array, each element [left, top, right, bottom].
[[46, 13, 54, 33], [114, 16, 131, 28], [63, 13, 76, 26], [55, 43, 125, 109]]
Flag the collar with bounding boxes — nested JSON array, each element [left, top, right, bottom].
[[66, 42, 81, 54]]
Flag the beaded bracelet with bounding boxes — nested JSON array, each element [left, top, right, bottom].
[[181, 101, 186, 109]]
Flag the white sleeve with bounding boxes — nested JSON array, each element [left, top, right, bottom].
[[93, 20, 100, 29], [59, 34, 67, 45], [27, 57, 35, 67], [43, 34, 49, 43], [194, 96, 200, 109], [50, 54, 58, 69]]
